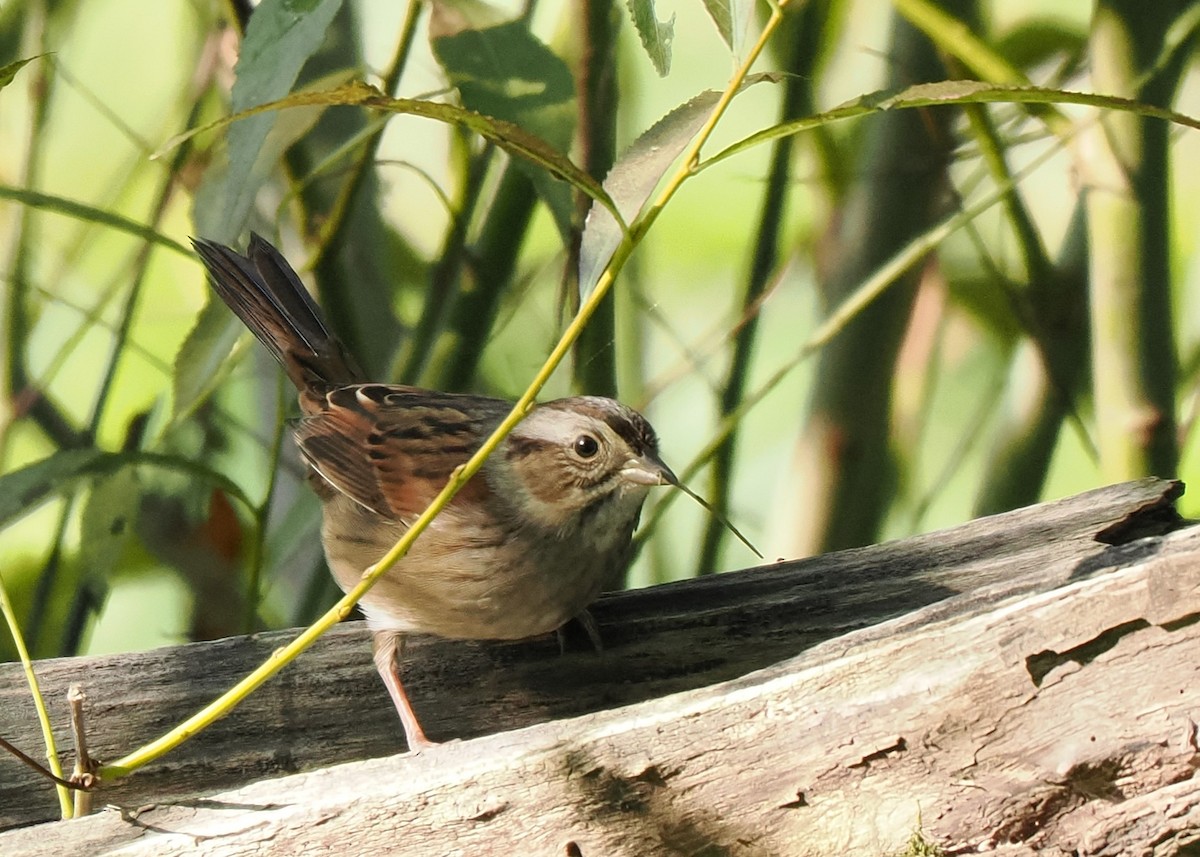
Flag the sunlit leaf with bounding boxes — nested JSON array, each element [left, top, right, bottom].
[[430, 13, 577, 238], [701, 0, 754, 62], [579, 74, 778, 298], [705, 80, 1200, 169], [626, 0, 674, 76], [158, 82, 617, 224]]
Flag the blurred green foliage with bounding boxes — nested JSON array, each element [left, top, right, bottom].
[[2, 0, 1199, 661]]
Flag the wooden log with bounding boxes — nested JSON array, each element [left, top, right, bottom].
[[0, 479, 1188, 853]]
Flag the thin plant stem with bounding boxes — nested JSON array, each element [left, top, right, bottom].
[[435, 164, 538, 390], [0, 570, 71, 818], [97, 9, 792, 781], [399, 139, 495, 385], [1, 14, 83, 459], [571, 0, 621, 398], [87, 100, 206, 440]]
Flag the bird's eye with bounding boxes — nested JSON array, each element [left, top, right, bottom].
[[573, 434, 600, 459]]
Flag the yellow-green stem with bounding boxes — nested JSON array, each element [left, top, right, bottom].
[[98, 5, 788, 783], [0, 571, 71, 818]]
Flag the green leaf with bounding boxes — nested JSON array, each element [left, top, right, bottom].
[[0, 185, 190, 256], [579, 74, 778, 297], [159, 82, 618, 226], [0, 449, 254, 533], [430, 14, 577, 238], [580, 89, 720, 296], [192, 0, 344, 241], [0, 54, 45, 91], [0, 449, 104, 530], [702, 0, 732, 46], [187, 70, 343, 420], [994, 19, 1086, 71], [171, 299, 243, 421], [626, 0, 674, 76], [701, 0, 754, 61], [705, 81, 1200, 169]]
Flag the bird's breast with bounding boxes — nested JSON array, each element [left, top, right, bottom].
[[319, 494, 636, 641]]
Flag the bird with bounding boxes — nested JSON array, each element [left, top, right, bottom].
[[192, 233, 675, 749]]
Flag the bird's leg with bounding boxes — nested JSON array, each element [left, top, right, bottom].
[[576, 608, 604, 652], [371, 629, 435, 752], [556, 609, 605, 655]]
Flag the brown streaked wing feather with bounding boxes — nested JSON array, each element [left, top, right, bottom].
[[294, 406, 392, 516], [293, 384, 511, 520]]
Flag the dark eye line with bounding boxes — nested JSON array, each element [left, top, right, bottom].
[[505, 435, 552, 460]]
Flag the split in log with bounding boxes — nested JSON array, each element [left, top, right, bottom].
[[0, 478, 1196, 855]]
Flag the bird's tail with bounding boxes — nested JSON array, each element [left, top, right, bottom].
[[192, 233, 365, 392]]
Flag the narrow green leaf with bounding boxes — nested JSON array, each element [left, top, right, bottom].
[[701, 0, 754, 61], [171, 299, 243, 421], [705, 81, 1200, 170], [192, 0, 344, 241], [626, 0, 675, 76], [0, 54, 45, 90], [0, 186, 190, 256], [158, 82, 619, 226], [186, 72, 341, 420], [430, 15, 577, 238], [0, 450, 253, 534], [0, 450, 104, 530]]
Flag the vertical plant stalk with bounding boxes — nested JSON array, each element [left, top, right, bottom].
[[418, 0, 557, 390], [1, 16, 82, 461], [399, 138, 495, 385], [312, 0, 421, 267], [435, 165, 538, 391], [956, 90, 1093, 515], [974, 204, 1090, 516], [286, 1, 414, 376], [244, 372, 289, 633], [0, 571, 71, 818], [694, 5, 817, 575], [67, 684, 94, 818], [571, 0, 621, 398], [784, 6, 964, 556], [1083, 0, 1184, 480]]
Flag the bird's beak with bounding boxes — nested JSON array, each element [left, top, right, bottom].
[[620, 452, 678, 487]]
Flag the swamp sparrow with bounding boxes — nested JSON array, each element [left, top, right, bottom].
[[193, 234, 675, 749]]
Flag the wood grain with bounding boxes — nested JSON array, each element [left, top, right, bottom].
[[0, 479, 1185, 851]]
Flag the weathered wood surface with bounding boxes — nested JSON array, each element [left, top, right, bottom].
[[7, 520, 1199, 857], [0, 479, 1189, 852]]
